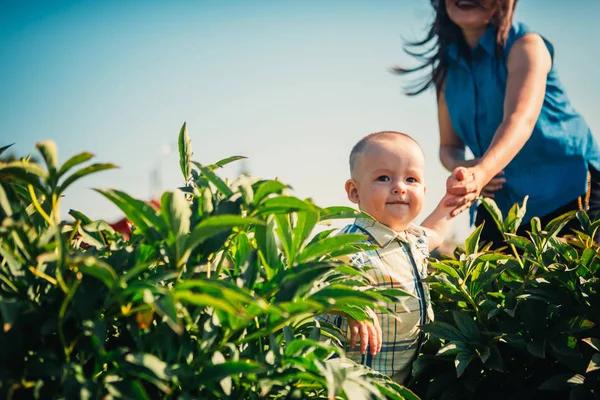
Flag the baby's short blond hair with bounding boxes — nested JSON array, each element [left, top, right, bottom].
[[349, 131, 423, 176]]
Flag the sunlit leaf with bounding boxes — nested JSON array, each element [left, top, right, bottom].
[[195, 163, 233, 198], [298, 233, 366, 264], [0, 143, 14, 157], [205, 155, 247, 170], [453, 311, 480, 341], [178, 122, 192, 182], [57, 152, 93, 178], [125, 353, 170, 381], [481, 198, 504, 234], [253, 180, 288, 205], [59, 163, 117, 194], [421, 321, 467, 342], [0, 160, 46, 186], [538, 373, 584, 390], [161, 190, 191, 238], [586, 353, 600, 373], [455, 352, 474, 377], [465, 223, 484, 255], [78, 257, 118, 288], [36, 140, 58, 172], [95, 189, 164, 239], [258, 196, 317, 214]]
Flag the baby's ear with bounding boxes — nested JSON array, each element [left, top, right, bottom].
[[423, 183, 427, 196], [345, 179, 360, 204]]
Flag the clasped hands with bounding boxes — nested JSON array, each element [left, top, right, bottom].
[[444, 164, 505, 217]]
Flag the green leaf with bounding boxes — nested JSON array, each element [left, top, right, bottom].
[[582, 337, 600, 352], [274, 213, 293, 263], [199, 360, 264, 382], [0, 160, 46, 186], [68, 209, 93, 225], [505, 195, 528, 234], [160, 190, 191, 238], [455, 352, 474, 377], [0, 143, 14, 157], [184, 215, 262, 263], [196, 163, 234, 198], [292, 211, 319, 256], [576, 210, 591, 235], [178, 122, 192, 182], [298, 233, 366, 264], [545, 210, 577, 237], [274, 262, 338, 302], [258, 196, 317, 214], [375, 383, 420, 400], [176, 290, 240, 315], [430, 261, 461, 279], [452, 311, 480, 341], [527, 338, 546, 359], [586, 353, 600, 373], [95, 189, 164, 238], [465, 223, 484, 255], [175, 279, 257, 306], [437, 342, 467, 357], [539, 374, 585, 390], [79, 257, 118, 289], [125, 353, 170, 381], [481, 198, 504, 234], [36, 140, 58, 172], [0, 299, 23, 332], [205, 155, 247, 170], [0, 183, 13, 216], [154, 292, 183, 335], [252, 180, 288, 205], [320, 206, 371, 221], [255, 216, 279, 280], [58, 163, 117, 195], [421, 321, 467, 342], [57, 152, 93, 178]]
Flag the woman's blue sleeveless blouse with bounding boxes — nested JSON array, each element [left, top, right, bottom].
[[443, 22, 600, 222]]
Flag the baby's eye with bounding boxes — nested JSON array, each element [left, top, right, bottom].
[[376, 175, 390, 182], [406, 177, 418, 183]]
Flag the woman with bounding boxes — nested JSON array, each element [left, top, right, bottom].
[[399, 0, 600, 245]]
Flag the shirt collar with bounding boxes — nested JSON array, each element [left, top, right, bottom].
[[354, 218, 417, 248], [445, 24, 497, 63]]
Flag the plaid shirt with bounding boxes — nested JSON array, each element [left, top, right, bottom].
[[318, 218, 433, 377]]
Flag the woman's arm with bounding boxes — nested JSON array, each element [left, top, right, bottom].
[[438, 84, 474, 172], [446, 33, 552, 215], [439, 83, 506, 203]]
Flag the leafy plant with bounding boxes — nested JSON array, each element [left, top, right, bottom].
[[0, 124, 418, 399], [409, 197, 600, 400]]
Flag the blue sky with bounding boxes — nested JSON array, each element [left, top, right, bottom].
[[1, 0, 599, 239]]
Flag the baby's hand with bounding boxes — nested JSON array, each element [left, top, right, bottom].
[[440, 193, 464, 216], [347, 312, 382, 356]]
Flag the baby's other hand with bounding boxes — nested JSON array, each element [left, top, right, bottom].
[[347, 312, 382, 356]]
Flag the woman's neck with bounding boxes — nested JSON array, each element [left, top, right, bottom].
[[461, 25, 488, 49]]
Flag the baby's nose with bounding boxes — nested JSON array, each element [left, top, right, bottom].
[[393, 182, 407, 194]]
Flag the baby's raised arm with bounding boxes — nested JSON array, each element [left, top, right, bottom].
[[420, 193, 458, 252]]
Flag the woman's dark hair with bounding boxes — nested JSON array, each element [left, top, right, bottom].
[[396, 0, 518, 96]]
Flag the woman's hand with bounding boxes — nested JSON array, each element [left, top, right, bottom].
[[481, 171, 506, 199]]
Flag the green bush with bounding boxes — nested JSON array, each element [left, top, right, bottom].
[[0, 125, 418, 399], [409, 198, 600, 399]]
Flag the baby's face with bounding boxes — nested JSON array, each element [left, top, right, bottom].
[[346, 137, 426, 232]]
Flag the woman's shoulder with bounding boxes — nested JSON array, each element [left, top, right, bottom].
[[507, 22, 535, 46], [505, 22, 554, 61]]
